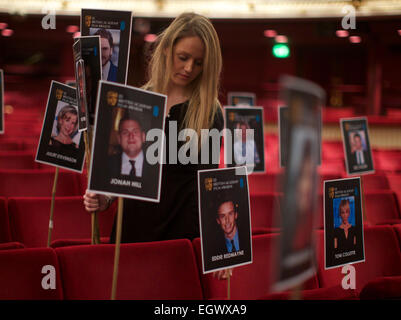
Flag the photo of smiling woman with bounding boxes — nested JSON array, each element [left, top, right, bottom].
[[49, 104, 80, 154], [333, 197, 357, 254]]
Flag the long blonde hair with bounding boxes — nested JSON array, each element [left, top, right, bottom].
[[143, 12, 222, 139]]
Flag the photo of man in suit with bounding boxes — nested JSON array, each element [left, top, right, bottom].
[[215, 199, 241, 253], [94, 28, 118, 82], [109, 113, 152, 181], [348, 131, 370, 169]]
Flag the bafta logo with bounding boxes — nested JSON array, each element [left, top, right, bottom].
[[228, 112, 235, 122], [329, 187, 335, 199], [107, 91, 118, 107], [204, 178, 213, 191], [85, 15, 92, 28], [345, 123, 350, 131], [55, 89, 63, 100]]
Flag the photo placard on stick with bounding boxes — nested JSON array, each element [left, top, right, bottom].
[[224, 107, 265, 173], [0, 69, 3, 134], [81, 9, 132, 85], [279, 105, 322, 168], [88, 81, 166, 202], [227, 92, 256, 107], [340, 117, 374, 176], [273, 75, 325, 292], [35, 81, 85, 172], [324, 177, 365, 269], [73, 36, 102, 129], [198, 166, 252, 274]]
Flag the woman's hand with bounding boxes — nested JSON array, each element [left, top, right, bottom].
[[83, 190, 111, 212], [213, 268, 233, 280]]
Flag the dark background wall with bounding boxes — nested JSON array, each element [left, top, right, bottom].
[[0, 13, 400, 115]]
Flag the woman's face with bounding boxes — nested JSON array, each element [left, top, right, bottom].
[[339, 203, 350, 224], [59, 112, 77, 137], [169, 36, 205, 89]]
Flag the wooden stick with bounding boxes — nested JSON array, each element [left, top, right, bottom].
[[360, 175, 367, 224], [84, 130, 100, 244], [227, 271, 231, 300], [47, 167, 59, 247], [111, 197, 124, 300]]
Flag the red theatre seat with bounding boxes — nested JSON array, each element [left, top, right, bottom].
[[317, 226, 401, 298], [8, 197, 116, 248], [0, 242, 25, 250], [192, 234, 319, 300], [0, 248, 63, 299], [361, 174, 390, 191], [248, 172, 283, 195], [0, 169, 82, 197], [364, 191, 401, 225], [249, 193, 281, 233], [322, 141, 345, 161], [0, 197, 11, 243], [387, 174, 401, 191], [375, 150, 401, 173], [393, 224, 401, 251], [0, 151, 38, 170], [0, 138, 23, 151], [55, 239, 203, 300]]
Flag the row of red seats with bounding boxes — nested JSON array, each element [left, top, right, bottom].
[[1, 190, 400, 248], [0, 167, 399, 198], [0, 224, 400, 300], [0, 148, 401, 176]]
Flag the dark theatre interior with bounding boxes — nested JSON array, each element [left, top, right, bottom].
[[0, 1, 401, 302]]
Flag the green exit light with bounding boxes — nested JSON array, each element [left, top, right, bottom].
[[272, 44, 290, 58]]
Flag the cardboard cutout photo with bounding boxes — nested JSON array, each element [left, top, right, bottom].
[[74, 58, 89, 132], [81, 9, 132, 85], [227, 92, 256, 107], [341, 118, 374, 176], [279, 105, 322, 168], [224, 107, 265, 173], [0, 69, 3, 134], [274, 75, 325, 292], [73, 36, 102, 128], [35, 81, 85, 172], [324, 177, 365, 269], [198, 166, 252, 274], [88, 81, 166, 202]]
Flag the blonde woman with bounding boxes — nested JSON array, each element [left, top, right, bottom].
[[84, 13, 224, 245], [49, 105, 79, 150]]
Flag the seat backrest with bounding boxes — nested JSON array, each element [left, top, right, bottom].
[[0, 139, 23, 151], [0, 248, 63, 299], [0, 169, 82, 197], [387, 174, 401, 191], [393, 224, 401, 251], [249, 193, 280, 230], [8, 197, 115, 248], [0, 151, 37, 170], [362, 174, 390, 191], [192, 235, 318, 300], [364, 191, 400, 224], [0, 197, 11, 243], [248, 172, 283, 194], [317, 226, 401, 295], [55, 239, 203, 300], [0, 242, 25, 250]]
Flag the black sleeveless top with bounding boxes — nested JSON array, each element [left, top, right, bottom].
[[110, 101, 224, 243], [334, 225, 357, 253]]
